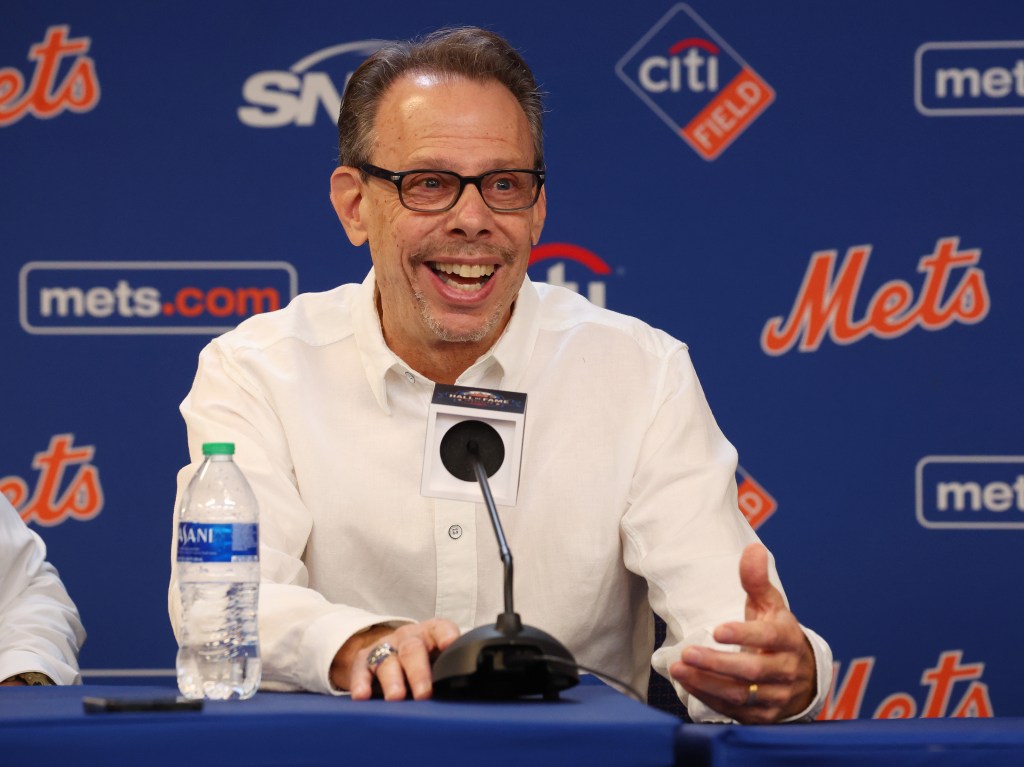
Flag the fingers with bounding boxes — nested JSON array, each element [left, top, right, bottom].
[[670, 645, 793, 724], [672, 625, 817, 722], [739, 543, 786, 618], [714, 612, 803, 654], [678, 643, 800, 687], [354, 618, 460, 702], [371, 645, 413, 701], [670, 659, 782, 724]]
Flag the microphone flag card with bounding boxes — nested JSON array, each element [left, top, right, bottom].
[[421, 384, 527, 506]]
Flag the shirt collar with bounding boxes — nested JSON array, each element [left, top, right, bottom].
[[460, 274, 539, 390], [353, 269, 541, 412]]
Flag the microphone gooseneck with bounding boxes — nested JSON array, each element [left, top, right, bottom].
[[467, 439, 515, 618], [431, 418, 578, 700]]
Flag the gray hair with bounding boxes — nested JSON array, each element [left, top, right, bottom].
[[337, 27, 545, 170]]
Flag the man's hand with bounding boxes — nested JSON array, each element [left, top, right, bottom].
[[668, 543, 816, 723], [330, 618, 460, 701]]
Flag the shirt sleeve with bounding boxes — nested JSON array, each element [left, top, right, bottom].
[[168, 340, 413, 694], [0, 497, 86, 685], [620, 346, 833, 722]]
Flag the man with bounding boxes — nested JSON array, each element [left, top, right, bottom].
[[1, 495, 86, 686], [170, 27, 832, 723]]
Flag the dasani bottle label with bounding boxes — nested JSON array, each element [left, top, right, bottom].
[[177, 522, 258, 562]]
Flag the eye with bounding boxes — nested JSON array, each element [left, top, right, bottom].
[[486, 173, 520, 192], [406, 172, 447, 190]]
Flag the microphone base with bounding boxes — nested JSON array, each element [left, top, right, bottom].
[[431, 616, 579, 701]]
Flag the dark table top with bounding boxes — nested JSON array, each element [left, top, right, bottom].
[[0, 676, 680, 767]]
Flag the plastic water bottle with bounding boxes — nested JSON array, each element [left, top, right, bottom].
[[175, 442, 261, 700]]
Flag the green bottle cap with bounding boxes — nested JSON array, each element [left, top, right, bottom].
[[202, 442, 236, 455]]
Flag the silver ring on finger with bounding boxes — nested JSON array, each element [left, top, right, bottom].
[[366, 642, 398, 673]]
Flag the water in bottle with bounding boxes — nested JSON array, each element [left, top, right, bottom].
[[175, 442, 261, 700]]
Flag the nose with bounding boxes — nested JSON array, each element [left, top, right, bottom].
[[446, 181, 493, 239]]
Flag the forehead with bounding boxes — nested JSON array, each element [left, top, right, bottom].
[[371, 73, 534, 169]]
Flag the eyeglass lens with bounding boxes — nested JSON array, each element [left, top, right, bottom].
[[401, 171, 539, 211]]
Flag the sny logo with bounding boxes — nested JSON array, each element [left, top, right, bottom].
[[761, 237, 990, 355], [239, 40, 384, 127], [1, 434, 104, 526], [916, 41, 1024, 116], [0, 26, 101, 127], [616, 4, 774, 160]]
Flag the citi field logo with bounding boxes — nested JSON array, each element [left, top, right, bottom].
[[915, 41, 1024, 116], [616, 4, 775, 160], [238, 40, 383, 127], [1, 434, 103, 526], [528, 243, 613, 308], [0, 25, 101, 127], [916, 456, 1024, 530], [761, 237, 990, 355], [19, 261, 297, 335]]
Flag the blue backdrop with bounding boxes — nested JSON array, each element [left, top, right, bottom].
[[4, 0, 1022, 718]]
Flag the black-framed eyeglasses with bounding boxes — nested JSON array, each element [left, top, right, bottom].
[[360, 163, 545, 213]]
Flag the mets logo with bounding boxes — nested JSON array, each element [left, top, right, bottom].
[[238, 40, 384, 128], [761, 237, 990, 355], [1, 434, 104, 526], [0, 26, 101, 128], [529, 243, 614, 308], [915, 41, 1024, 117], [616, 4, 775, 160]]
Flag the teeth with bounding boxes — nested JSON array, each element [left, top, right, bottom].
[[434, 263, 496, 279]]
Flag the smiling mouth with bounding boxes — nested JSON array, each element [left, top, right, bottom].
[[430, 262, 496, 293]]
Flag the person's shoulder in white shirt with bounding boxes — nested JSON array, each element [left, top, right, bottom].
[[0, 496, 86, 686]]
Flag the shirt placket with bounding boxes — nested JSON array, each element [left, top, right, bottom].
[[431, 498, 478, 630]]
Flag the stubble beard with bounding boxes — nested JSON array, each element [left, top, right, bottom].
[[412, 242, 519, 344]]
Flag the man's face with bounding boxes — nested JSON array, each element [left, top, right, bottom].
[[338, 74, 546, 365]]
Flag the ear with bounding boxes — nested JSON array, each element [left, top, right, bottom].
[[330, 166, 369, 247], [529, 185, 547, 246]]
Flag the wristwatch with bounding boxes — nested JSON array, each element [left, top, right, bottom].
[[2, 672, 54, 686]]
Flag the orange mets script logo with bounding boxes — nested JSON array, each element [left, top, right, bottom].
[[1, 434, 104, 526], [821, 650, 992, 719], [616, 4, 775, 160], [0, 26, 100, 127], [761, 237, 990, 355]]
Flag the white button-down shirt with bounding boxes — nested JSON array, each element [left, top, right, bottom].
[[1, 496, 86, 685], [169, 271, 832, 721]]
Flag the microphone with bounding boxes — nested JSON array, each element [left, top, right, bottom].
[[423, 387, 578, 700]]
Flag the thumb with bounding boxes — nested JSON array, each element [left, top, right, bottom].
[[740, 543, 785, 619], [430, 618, 462, 652]]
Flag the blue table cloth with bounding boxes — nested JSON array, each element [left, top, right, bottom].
[[677, 717, 1024, 767], [0, 676, 679, 767]]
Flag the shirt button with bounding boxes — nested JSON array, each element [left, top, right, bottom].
[[404, 371, 415, 383], [448, 524, 463, 540]]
